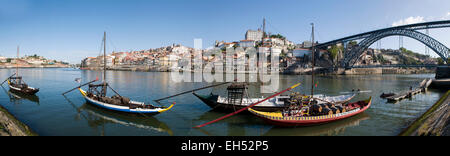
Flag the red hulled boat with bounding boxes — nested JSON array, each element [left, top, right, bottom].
[[248, 97, 372, 127]]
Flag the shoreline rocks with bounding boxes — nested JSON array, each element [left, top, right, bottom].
[[0, 105, 37, 136]]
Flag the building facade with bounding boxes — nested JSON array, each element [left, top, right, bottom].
[[245, 30, 264, 41], [239, 40, 256, 48]]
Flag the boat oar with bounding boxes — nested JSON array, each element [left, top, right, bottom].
[[62, 79, 98, 95], [194, 83, 301, 128], [154, 80, 236, 103], [1, 73, 16, 85]]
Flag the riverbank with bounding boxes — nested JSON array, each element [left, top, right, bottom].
[[0, 65, 70, 69], [81, 66, 436, 75], [0, 105, 37, 136], [273, 67, 434, 75], [399, 90, 450, 136]]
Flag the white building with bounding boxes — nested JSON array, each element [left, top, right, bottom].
[[98, 56, 115, 67], [271, 47, 282, 56], [218, 42, 237, 49], [258, 47, 270, 55], [27, 60, 45, 65], [245, 30, 264, 41], [239, 40, 256, 48], [172, 45, 191, 55], [168, 54, 180, 67], [302, 41, 313, 48], [113, 52, 128, 65], [284, 40, 295, 46], [270, 38, 284, 46], [0, 56, 7, 63]]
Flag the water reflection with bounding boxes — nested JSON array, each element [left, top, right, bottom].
[[1, 85, 40, 105], [0, 68, 443, 136], [194, 110, 268, 136], [262, 113, 370, 136], [63, 96, 173, 136]]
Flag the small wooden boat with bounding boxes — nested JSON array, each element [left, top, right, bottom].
[[193, 91, 355, 112], [2, 46, 39, 95], [1, 85, 40, 104], [7, 76, 39, 95], [79, 86, 173, 114], [380, 93, 396, 98], [74, 32, 174, 115], [248, 97, 372, 127]]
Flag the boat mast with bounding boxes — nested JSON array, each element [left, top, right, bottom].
[[16, 46, 19, 77], [103, 31, 106, 84], [102, 31, 107, 97], [311, 23, 315, 98]]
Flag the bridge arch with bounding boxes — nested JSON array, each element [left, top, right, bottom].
[[342, 29, 449, 67]]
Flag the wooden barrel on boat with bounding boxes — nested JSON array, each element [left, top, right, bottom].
[[336, 106, 346, 113], [311, 105, 322, 113], [321, 108, 333, 116], [319, 104, 329, 109], [326, 103, 334, 108], [330, 106, 340, 114]]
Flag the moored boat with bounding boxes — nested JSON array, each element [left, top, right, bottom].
[[2, 46, 39, 95], [248, 97, 372, 127], [79, 88, 173, 114], [7, 76, 39, 95], [68, 32, 174, 115], [193, 91, 355, 112]]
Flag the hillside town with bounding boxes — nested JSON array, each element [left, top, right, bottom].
[[80, 20, 441, 74], [0, 54, 69, 68]]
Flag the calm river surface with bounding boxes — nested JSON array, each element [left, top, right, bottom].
[[0, 68, 446, 136]]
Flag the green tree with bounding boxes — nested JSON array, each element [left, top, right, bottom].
[[270, 34, 286, 40], [437, 58, 447, 65], [328, 45, 340, 65]]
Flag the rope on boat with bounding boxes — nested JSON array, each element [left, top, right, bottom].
[[194, 83, 301, 128], [1, 73, 16, 85]]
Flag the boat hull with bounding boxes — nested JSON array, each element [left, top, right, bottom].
[[249, 97, 372, 127], [193, 93, 283, 112], [7, 80, 39, 95], [193, 92, 355, 112], [79, 88, 173, 115]]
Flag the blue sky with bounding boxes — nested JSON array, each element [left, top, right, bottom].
[[0, 0, 449, 63]]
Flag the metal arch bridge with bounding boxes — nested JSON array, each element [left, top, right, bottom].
[[315, 20, 450, 68]]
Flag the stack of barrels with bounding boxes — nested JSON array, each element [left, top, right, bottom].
[[310, 103, 346, 116]]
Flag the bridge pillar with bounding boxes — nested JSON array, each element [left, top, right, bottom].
[[436, 66, 450, 79]]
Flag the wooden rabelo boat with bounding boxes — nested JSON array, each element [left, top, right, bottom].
[[249, 23, 372, 127], [78, 87, 173, 114], [73, 32, 173, 115], [2, 46, 39, 95], [248, 97, 372, 127], [193, 83, 355, 112], [194, 23, 372, 129], [7, 76, 39, 95]]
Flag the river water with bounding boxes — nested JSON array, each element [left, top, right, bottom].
[[0, 68, 446, 136]]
